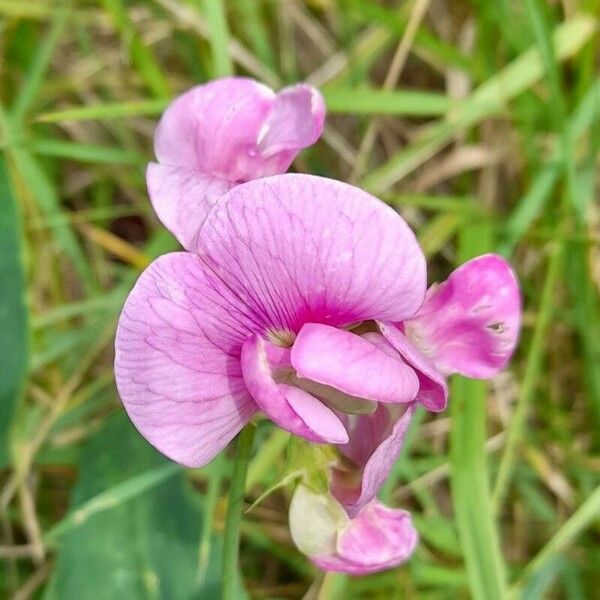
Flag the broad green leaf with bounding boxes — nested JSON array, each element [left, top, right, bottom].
[[0, 156, 29, 466], [46, 413, 221, 600]]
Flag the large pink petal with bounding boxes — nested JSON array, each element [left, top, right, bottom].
[[405, 254, 521, 378], [196, 174, 427, 332], [146, 163, 233, 250], [291, 323, 419, 405], [240, 335, 348, 444], [333, 405, 416, 517], [154, 77, 325, 183], [378, 322, 448, 412], [313, 502, 418, 574], [114, 252, 258, 467]]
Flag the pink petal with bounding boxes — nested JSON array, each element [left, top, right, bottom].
[[333, 405, 415, 517], [154, 77, 325, 183], [240, 335, 348, 444], [258, 84, 326, 161], [405, 254, 521, 378], [312, 502, 418, 574], [197, 174, 427, 331], [146, 163, 233, 251], [114, 253, 258, 467], [291, 323, 419, 405], [378, 322, 448, 412]]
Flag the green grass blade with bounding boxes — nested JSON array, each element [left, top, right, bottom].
[[30, 138, 146, 165], [511, 484, 600, 597], [0, 156, 29, 465], [364, 14, 596, 193], [322, 86, 451, 115], [449, 221, 508, 600], [500, 79, 600, 255], [101, 0, 170, 98], [202, 0, 234, 77], [10, 5, 69, 123], [232, 0, 276, 71], [36, 100, 168, 123], [10, 147, 95, 291], [493, 244, 564, 510]]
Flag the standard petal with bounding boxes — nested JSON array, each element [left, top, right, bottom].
[[257, 84, 326, 166], [114, 252, 258, 467], [153, 78, 325, 183], [154, 77, 275, 182], [146, 163, 233, 250], [197, 174, 427, 333], [333, 405, 416, 517], [405, 254, 521, 378], [240, 335, 348, 444], [291, 323, 419, 405], [378, 322, 448, 412]]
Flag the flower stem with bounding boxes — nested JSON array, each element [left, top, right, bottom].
[[221, 424, 256, 600]]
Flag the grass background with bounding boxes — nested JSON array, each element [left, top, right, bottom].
[[1, 0, 599, 598]]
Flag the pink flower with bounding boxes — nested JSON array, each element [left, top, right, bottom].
[[289, 484, 418, 575], [115, 174, 428, 467], [145, 77, 325, 250], [115, 169, 521, 500]]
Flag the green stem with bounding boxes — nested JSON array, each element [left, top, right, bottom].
[[449, 222, 508, 600], [450, 377, 508, 600], [221, 424, 256, 600]]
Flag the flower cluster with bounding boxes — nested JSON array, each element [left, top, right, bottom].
[[115, 77, 521, 575]]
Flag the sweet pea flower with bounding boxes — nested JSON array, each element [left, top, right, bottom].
[[115, 168, 521, 500], [115, 174, 432, 468], [289, 484, 418, 575], [146, 77, 325, 250]]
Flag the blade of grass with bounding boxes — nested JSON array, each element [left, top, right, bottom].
[[202, 0, 234, 77], [363, 14, 596, 193], [493, 243, 563, 510], [36, 100, 168, 123], [499, 78, 600, 256], [450, 221, 508, 600], [0, 156, 29, 465], [322, 86, 451, 116], [232, 0, 276, 71], [29, 139, 146, 165], [196, 455, 225, 586], [100, 0, 170, 98], [10, 5, 69, 124], [510, 483, 600, 597]]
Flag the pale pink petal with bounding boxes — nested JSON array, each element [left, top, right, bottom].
[[146, 163, 233, 250], [333, 405, 416, 517], [154, 77, 325, 183], [312, 502, 418, 574], [258, 84, 326, 163], [114, 253, 258, 467], [291, 323, 419, 405], [240, 335, 348, 444], [405, 254, 521, 378], [378, 322, 448, 412], [197, 174, 427, 331]]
